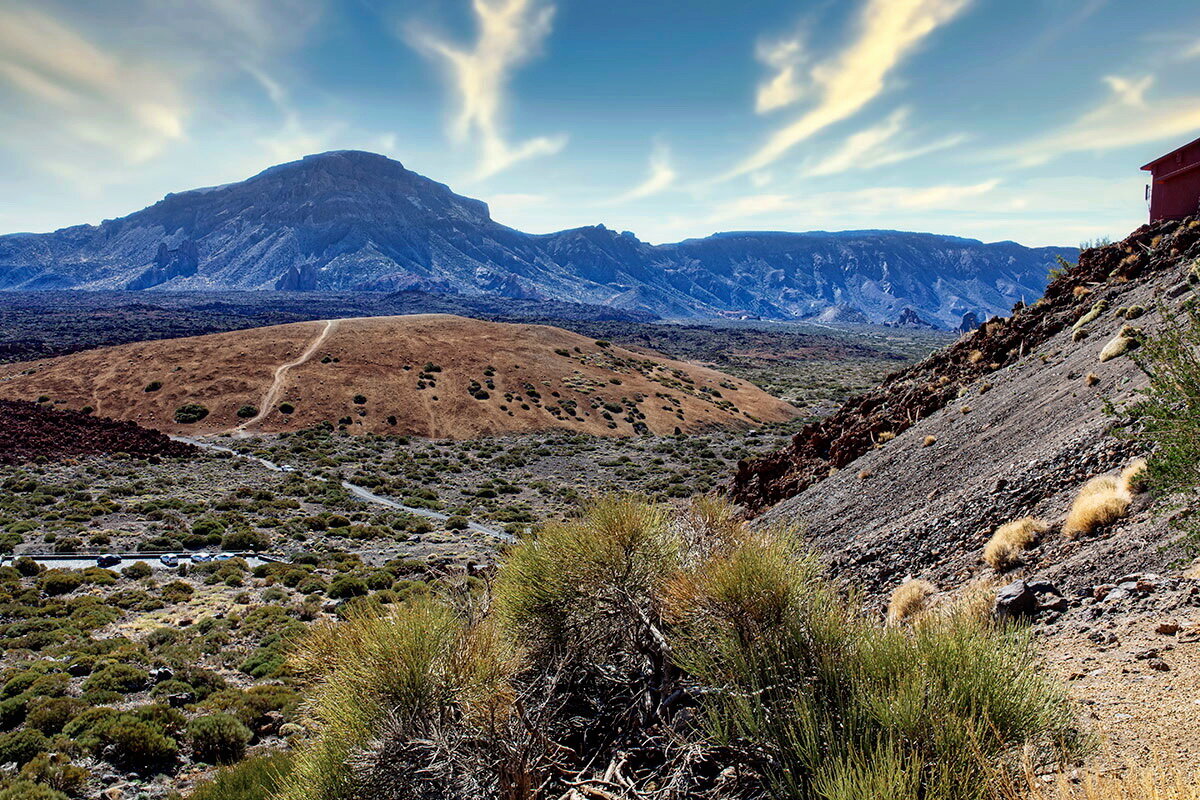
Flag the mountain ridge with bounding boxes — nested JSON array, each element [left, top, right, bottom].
[[0, 150, 1077, 327]]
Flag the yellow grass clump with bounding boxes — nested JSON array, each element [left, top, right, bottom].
[[886, 578, 936, 626], [1085, 372, 1099, 386], [983, 517, 1049, 571], [923, 435, 937, 447], [1062, 474, 1131, 539], [1073, 285, 1092, 298], [1120, 458, 1149, 494]]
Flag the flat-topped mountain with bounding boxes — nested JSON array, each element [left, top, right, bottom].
[[0, 151, 1074, 327], [0, 314, 797, 438]]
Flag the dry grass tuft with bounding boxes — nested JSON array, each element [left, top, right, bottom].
[[886, 578, 936, 626], [923, 435, 937, 447], [1120, 458, 1149, 494], [1085, 372, 1099, 386], [1073, 285, 1092, 298], [983, 517, 1049, 571], [1063, 474, 1131, 539], [968, 350, 985, 364]]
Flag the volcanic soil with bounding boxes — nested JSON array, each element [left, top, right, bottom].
[[0, 314, 798, 438]]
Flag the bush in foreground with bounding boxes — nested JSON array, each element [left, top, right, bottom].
[[282, 496, 1083, 800], [189, 752, 293, 800], [188, 713, 253, 765]]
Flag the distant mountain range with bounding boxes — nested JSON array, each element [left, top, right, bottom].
[[0, 150, 1075, 328]]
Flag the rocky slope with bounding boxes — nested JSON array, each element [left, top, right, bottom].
[[0, 399, 193, 463], [0, 314, 798, 438], [0, 151, 1074, 327], [733, 215, 1200, 592]]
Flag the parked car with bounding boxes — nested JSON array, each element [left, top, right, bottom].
[[97, 554, 121, 568], [159, 554, 179, 568], [191, 553, 212, 563]]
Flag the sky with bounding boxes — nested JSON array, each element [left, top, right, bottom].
[[1, 0, 1199, 247]]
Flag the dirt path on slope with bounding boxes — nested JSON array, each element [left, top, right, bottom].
[[233, 319, 337, 433]]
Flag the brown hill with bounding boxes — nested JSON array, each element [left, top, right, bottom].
[[0, 314, 797, 438]]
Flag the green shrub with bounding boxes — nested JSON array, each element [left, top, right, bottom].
[[37, 570, 83, 596], [144, 381, 163, 393], [82, 663, 148, 694], [0, 780, 68, 800], [0, 727, 48, 766], [18, 752, 88, 796], [327, 575, 367, 599], [122, 561, 153, 580], [236, 405, 258, 419], [279, 402, 295, 415], [87, 715, 177, 772], [278, 600, 515, 800], [25, 696, 86, 735], [444, 515, 469, 531], [174, 403, 209, 424], [188, 713, 253, 765], [189, 752, 293, 800]]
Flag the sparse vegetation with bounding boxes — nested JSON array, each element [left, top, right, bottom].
[[886, 577, 936, 624]]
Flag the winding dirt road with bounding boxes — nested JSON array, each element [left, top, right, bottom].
[[233, 319, 337, 433]]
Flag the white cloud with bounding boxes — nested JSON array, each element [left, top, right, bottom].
[[1007, 74, 1200, 167], [611, 145, 677, 203], [755, 37, 806, 113], [730, 0, 972, 178], [0, 5, 186, 164], [408, 0, 567, 179], [803, 107, 967, 176]]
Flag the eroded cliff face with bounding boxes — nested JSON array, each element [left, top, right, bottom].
[[0, 150, 1073, 326], [730, 216, 1200, 516]]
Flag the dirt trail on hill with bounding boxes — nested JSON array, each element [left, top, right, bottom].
[[234, 319, 336, 433]]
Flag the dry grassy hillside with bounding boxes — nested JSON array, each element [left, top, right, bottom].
[[0, 314, 797, 438]]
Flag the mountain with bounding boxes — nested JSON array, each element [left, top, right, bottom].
[[0, 314, 797, 438], [0, 150, 1076, 327]]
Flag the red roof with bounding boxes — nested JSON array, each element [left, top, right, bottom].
[[1141, 134, 1200, 171]]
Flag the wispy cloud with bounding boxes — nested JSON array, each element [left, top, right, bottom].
[[0, 5, 186, 165], [611, 144, 677, 203], [730, 0, 972, 178], [803, 107, 967, 176], [1005, 74, 1200, 167], [408, 0, 566, 179], [699, 179, 1000, 228], [755, 37, 806, 113]]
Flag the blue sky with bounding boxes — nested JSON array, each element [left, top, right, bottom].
[[1, 0, 1198, 246]]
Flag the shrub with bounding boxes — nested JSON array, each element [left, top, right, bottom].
[[984, 517, 1049, 571], [279, 600, 516, 800], [1063, 474, 1131, 539], [87, 715, 177, 772], [37, 570, 83, 596], [279, 402, 295, 415], [0, 727, 48, 766], [222, 529, 268, 551], [144, 381, 162, 393], [18, 752, 88, 796], [0, 781, 67, 800], [444, 516, 469, 531], [188, 713, 253, 765], [1121, 458, 1150, 495], [122, 561, 153, 580], [237, 405, 258, 419], [190, 752, 293, 800], [83, 663, 149, 694], [885, 578, 936, 625], [174, 403, 210, 424], [327, 575, 367, 599], [352, 394, 367, 405]]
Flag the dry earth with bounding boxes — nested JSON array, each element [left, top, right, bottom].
[[0, 314, 797, 438]]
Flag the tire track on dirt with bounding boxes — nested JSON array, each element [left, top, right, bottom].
[[233, 319, 337, 433]]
